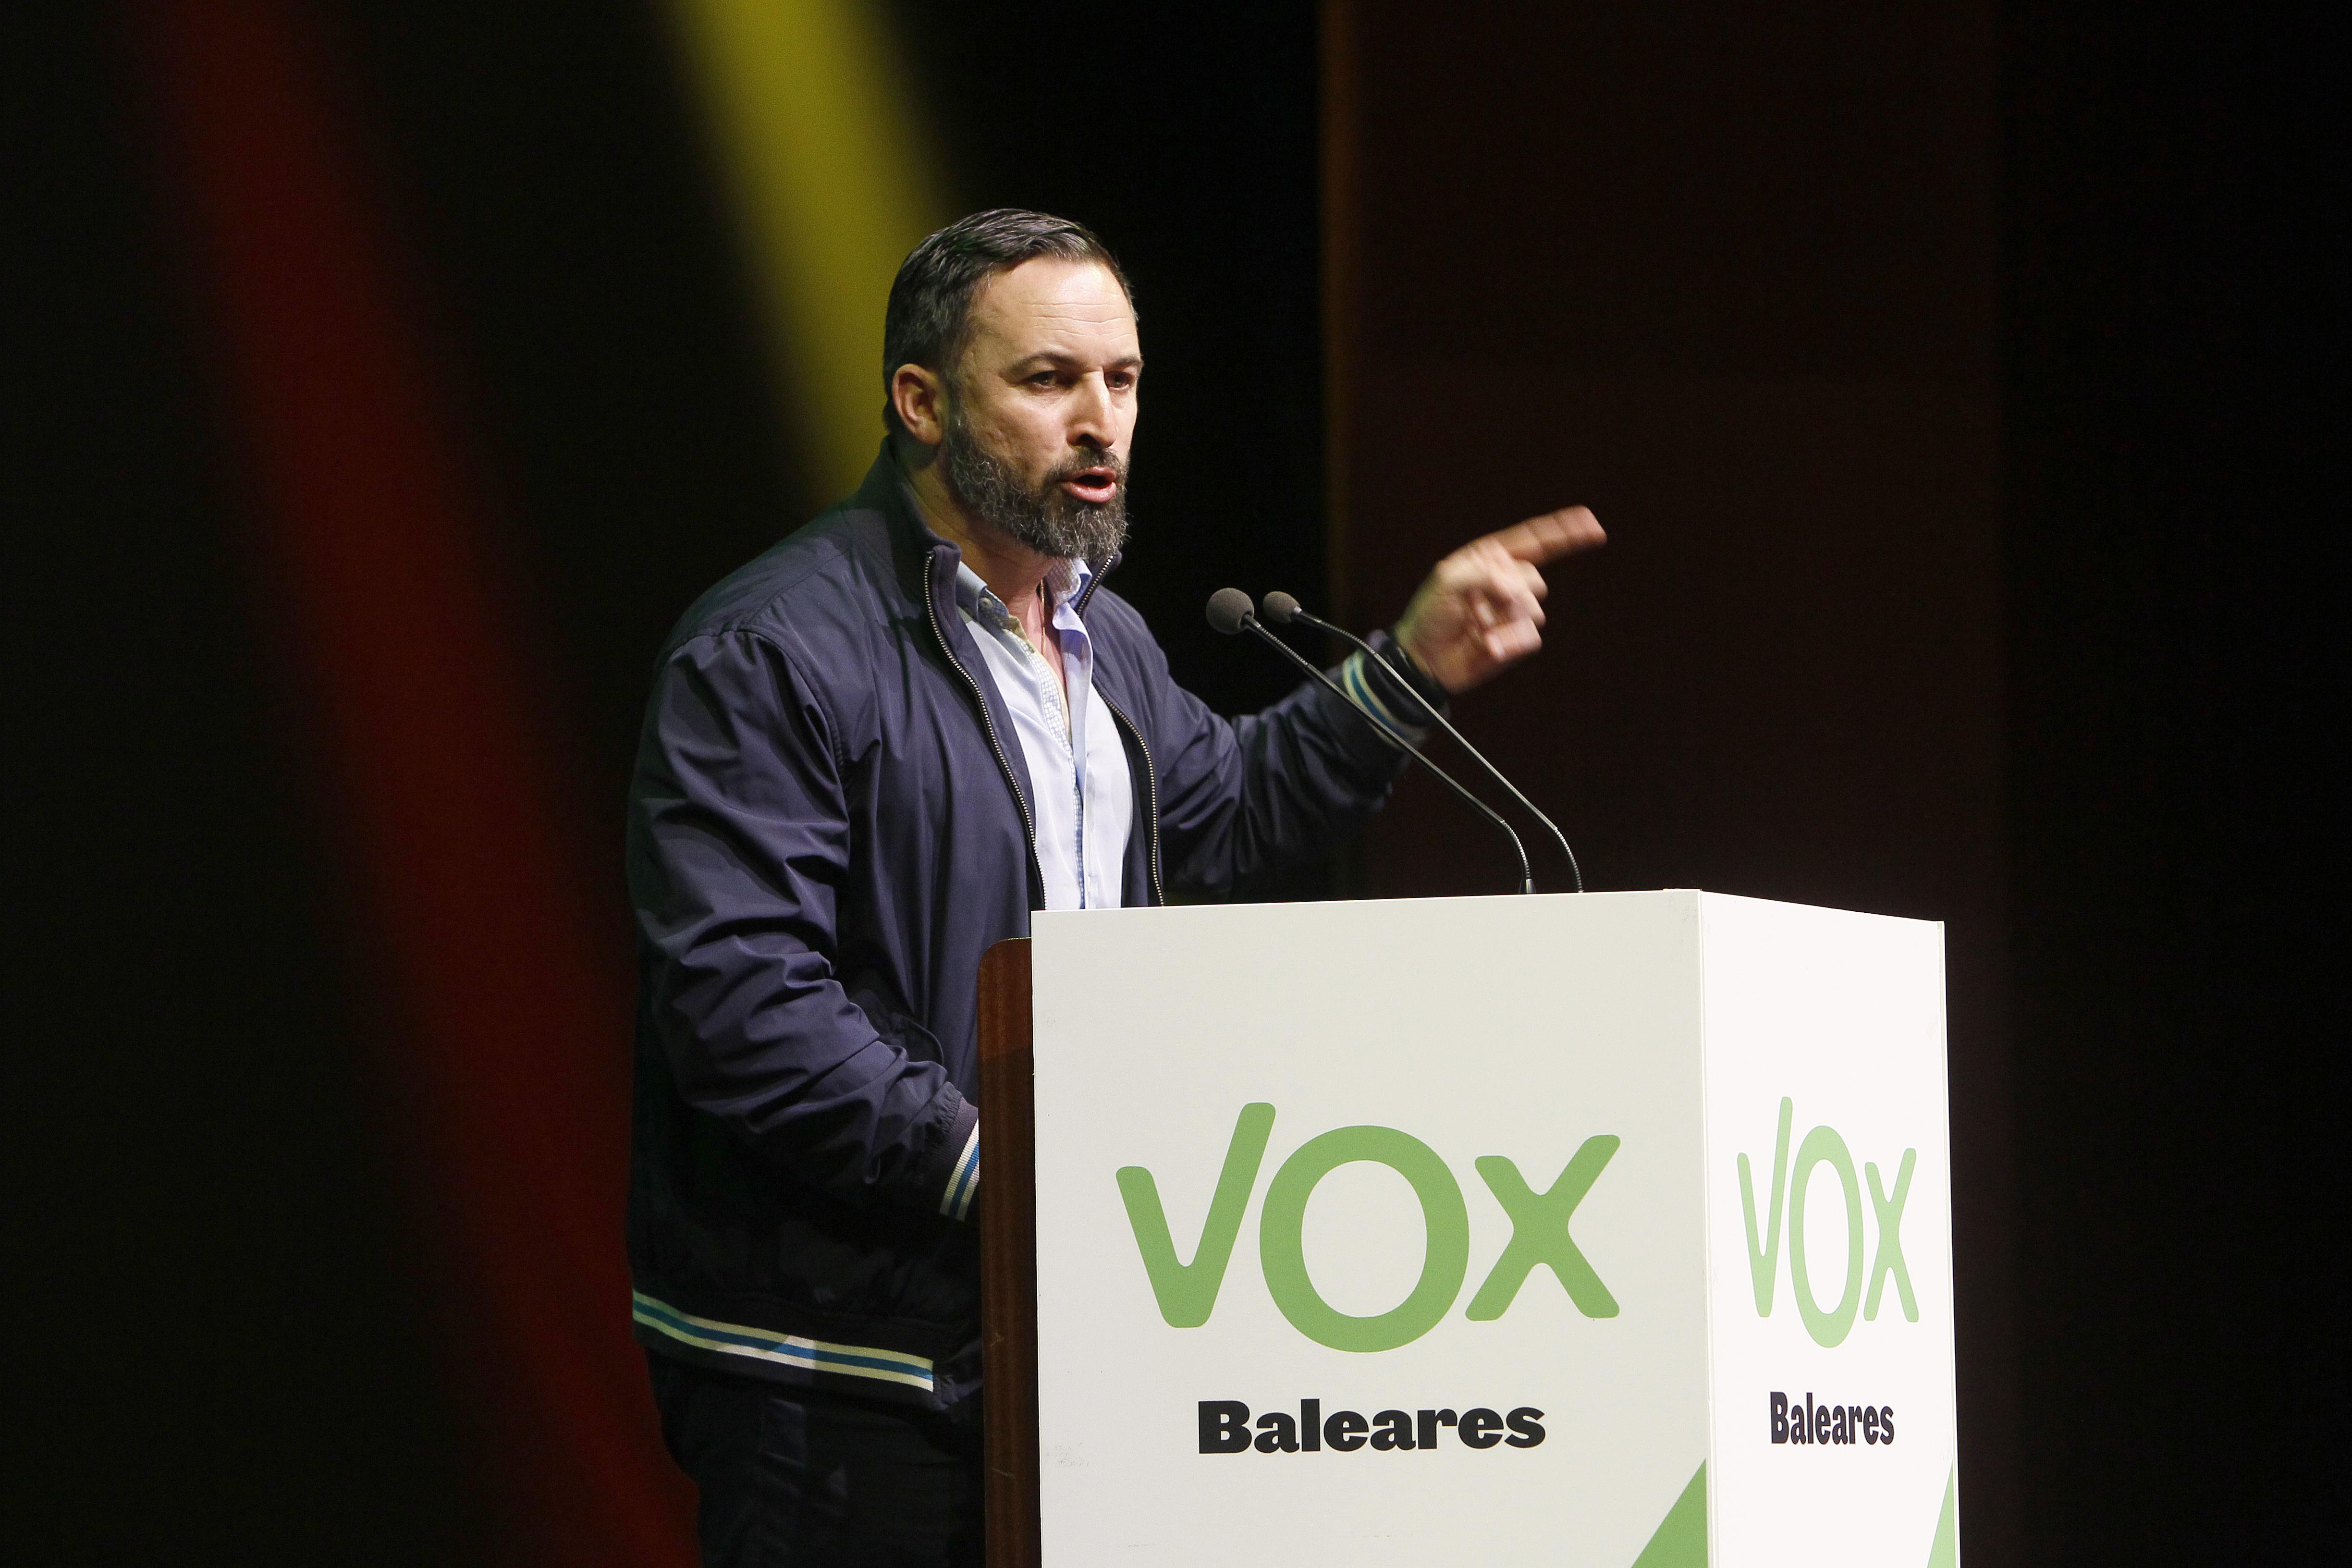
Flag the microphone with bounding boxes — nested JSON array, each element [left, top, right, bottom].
[[1260, 591, 1582, 892], [1205, 586, 1255, 637], [1207, 588, 1534, 895]]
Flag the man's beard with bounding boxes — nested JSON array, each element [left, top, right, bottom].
[[941, 403, 1129, 566]]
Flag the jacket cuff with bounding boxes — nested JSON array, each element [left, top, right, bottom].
[[1340, 629, 1450, 737], [922, 1095, 980, 1223]]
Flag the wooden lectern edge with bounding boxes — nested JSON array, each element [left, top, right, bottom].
[[976, 938, 1039, 1568]]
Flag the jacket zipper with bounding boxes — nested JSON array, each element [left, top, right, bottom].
[[1094, 689, 1165, 907], [922, 560, 1047, 907], [1070, 560, 1164, 907]]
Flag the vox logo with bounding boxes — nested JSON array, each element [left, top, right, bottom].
[[1115, 1104, 1619, 1353], [1738, 1097, 1918, 1348]]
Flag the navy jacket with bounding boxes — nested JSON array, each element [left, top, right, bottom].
[[625, 453, 1427, 1407]]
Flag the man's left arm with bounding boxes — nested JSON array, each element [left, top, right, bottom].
[[1145, 506, 1604, 897]]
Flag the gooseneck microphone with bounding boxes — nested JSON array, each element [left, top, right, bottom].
[[1207, 588, 1534, 895], [1260, 591, 1583, 893]]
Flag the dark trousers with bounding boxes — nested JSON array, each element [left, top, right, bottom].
[[647, 1352, 985, 1568]]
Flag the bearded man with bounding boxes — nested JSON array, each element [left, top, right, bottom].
[[625, 209, 1602, 1566]]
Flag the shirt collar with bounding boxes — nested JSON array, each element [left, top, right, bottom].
[[954, 556, 1094, 626]]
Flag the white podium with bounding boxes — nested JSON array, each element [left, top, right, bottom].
[[991, 891, 1960, 1567]]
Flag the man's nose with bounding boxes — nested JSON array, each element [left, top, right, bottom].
[[1066, 373, 1116, 447]]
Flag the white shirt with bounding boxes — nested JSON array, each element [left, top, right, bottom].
[[953, 560, 1135, 910]]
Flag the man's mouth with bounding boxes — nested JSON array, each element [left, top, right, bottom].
[[1058, 464, 1120, 505]]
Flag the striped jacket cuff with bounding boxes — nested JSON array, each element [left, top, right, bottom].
[[1339, 642, 1440, 741], [935, 1100, 980, 1222]]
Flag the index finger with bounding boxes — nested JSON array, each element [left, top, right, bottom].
[[1482, 505, 1605, 564]]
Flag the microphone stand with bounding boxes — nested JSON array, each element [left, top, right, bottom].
[[1265, 594, 1582, 893], [1220, 601, 1534, 895]]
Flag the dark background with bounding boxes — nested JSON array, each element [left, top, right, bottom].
[[1331, 6, 2343, 1564], [7, 1, 2339, 1562]]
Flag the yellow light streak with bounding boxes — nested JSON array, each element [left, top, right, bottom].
[[667, 0, 947, 503]]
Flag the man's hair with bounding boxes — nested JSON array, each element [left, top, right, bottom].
[[881, 209, 1133, 438]]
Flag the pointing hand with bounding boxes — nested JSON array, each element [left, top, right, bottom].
[[1393, 507, 1605, 694]]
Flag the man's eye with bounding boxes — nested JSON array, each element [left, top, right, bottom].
[[1027, 372, 1058, 388]]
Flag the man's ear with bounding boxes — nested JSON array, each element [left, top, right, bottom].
[[891, 363, 949, 449]]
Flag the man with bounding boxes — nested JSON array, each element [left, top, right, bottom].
[[626, 209, 1602, 1565]]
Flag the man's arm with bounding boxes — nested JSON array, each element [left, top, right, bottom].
[[1140, 624, 1437, 899], [628, 629, 978, 1220], [1143, 506, 1605, 897]]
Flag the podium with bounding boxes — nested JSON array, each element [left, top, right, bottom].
[[978, 891, 1961, 1567]]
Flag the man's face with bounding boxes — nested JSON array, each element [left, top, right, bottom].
[[939, 257, 1141, 564]]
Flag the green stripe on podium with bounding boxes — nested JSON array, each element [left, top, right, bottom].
[[1631, 1463, 1706, 1568], [1926, 1467, 1960, 1568]]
